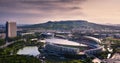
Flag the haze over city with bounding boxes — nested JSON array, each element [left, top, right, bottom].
[[0, 0, 120, 24]]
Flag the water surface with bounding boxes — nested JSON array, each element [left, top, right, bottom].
[[17, 46, 40, 56]]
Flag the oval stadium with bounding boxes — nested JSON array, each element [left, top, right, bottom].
[[44, 36, 103, 56]]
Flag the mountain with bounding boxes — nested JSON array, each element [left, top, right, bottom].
[[20, 20, 120, 30], [17, 24, 31, 27], [103, 23, 120, 27]]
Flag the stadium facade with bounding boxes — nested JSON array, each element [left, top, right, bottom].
[[44, 36, 103, 56]]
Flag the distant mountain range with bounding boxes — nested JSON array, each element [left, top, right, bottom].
[[0, 24, 31, 27], [20, 20, 120, 30]]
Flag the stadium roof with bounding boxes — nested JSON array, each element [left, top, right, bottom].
[[83, 36, 101, 44], [46, 38, 87, 46]]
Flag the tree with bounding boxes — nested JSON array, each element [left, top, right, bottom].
[[0, 39, 5, 46]]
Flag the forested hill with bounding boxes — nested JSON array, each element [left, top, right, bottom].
[[20, 20, 120, 30]]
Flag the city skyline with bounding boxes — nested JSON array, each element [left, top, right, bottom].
[[0, 0, 120, 24]]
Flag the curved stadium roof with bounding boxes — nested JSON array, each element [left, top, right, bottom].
[[45, 38, 87, 46], [83, 36, 101, 44]]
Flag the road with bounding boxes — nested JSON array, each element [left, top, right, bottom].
[[0, 41, 15, 49]]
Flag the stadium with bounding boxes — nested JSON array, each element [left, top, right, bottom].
[[44, 36, 103, 56]]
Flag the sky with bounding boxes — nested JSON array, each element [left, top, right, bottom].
[[0, 0, 120, 24]]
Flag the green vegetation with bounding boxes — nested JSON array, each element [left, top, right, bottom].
[[45, 58, 93, 63], [94, 51, 109, 59], [0, 39, 44, 55], [7, 36, 22, 42], [23, 34, 37, 40], [0, 43, 42, 63], [46, 60, 84, 63], [0, 39, 5, 46], [103, 37, 120, 53], [110, 39, 120, 53], [0, 34, 44, 63], [0, 55, 41, 63]]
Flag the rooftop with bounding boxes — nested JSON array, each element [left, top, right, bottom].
[[45, 38, 87, 46]]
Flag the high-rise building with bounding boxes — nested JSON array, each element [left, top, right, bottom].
[[6, 21, 17, 38]]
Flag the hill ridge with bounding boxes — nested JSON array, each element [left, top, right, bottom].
[[20, 20, 120, 30]]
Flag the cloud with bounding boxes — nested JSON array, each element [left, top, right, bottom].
[[0, 0, 86, 12], [0, 0, 86, 19], [0, 0, 87, 24]]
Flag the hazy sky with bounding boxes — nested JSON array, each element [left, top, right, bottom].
[[0, 0, 120, 24]]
